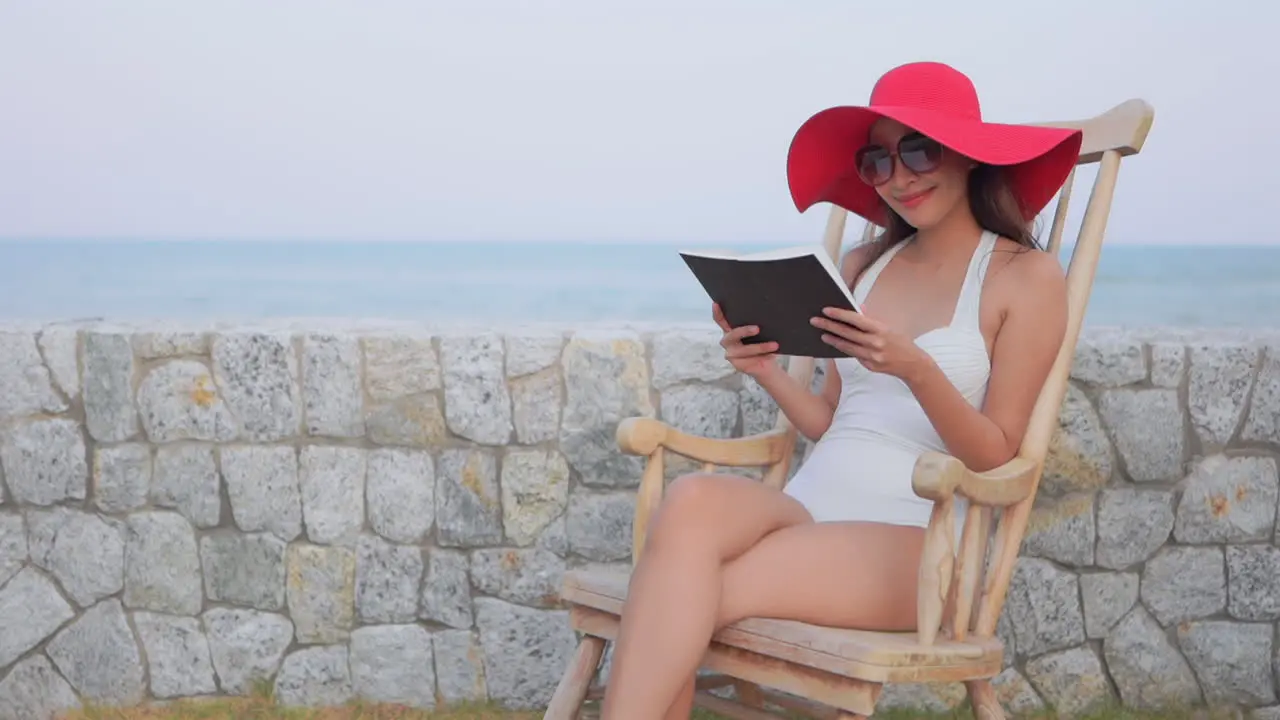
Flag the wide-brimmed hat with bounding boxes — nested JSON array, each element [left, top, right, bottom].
[[786, 61, 1083, 226]]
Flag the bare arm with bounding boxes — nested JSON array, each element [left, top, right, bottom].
[[751, 358, 840, 442], [903, 250, 1067, 471]]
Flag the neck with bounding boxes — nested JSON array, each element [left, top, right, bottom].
[[911, 203, 985, 258]]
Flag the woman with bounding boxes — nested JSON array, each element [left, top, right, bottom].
[[601, 61, 1082, 720]]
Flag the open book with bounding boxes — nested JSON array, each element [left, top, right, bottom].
[[679, 244, 860, 359]]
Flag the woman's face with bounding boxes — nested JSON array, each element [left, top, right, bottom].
[[861, 117, 973, 230]]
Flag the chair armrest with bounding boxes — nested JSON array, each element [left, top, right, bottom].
[[615, 417, 790, 467], [911, 451, 1040, 507]]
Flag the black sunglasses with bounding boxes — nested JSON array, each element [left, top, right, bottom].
[[854, 133, 944, 186]]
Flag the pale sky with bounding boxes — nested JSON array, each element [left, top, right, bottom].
[[1, 1, 1275, 246]]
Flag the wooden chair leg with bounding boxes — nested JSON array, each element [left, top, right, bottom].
[[545, 635, 607, 720], [966, 679, 1004, 720]]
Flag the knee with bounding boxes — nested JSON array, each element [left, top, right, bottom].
[[646, 473, 722, 546]]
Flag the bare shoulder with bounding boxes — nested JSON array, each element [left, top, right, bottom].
[[987, 237, 1067, 316]]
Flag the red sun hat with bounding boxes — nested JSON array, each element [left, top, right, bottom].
[[786, 61, 1084, 227]]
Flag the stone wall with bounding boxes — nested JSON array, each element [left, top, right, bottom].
[[0, 320, 1277, 719]]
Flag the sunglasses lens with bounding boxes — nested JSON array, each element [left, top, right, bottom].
[[899, 134, 943, 174], [855, 146, 892, 186]]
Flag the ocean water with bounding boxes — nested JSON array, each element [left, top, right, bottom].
[[0, 239, 1277, 329]]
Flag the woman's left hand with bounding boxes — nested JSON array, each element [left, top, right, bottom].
[[811, 307, 935, 383]]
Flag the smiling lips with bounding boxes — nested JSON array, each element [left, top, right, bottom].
[[896, 187, 935, 209]]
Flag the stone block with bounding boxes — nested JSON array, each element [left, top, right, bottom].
[[27, 507, 125, 608], [1188, 342, 1259, 447], [1101, 605, 1201, 709], [0, 654, 80, 720], [46, 598, 146, 706], [1, 418, 88, 506], [151, 443, 221, 528], [419, 547, 472, 629], [201, 607, 294, 695], [1140, 545, 1226, 626], [1022, 645, 1114, 717], [299, 445, 366, 545], [273, 645, 353, 707], [349, 624, 435, 709], [1095, 487, 1175, 570], [1080, 571, 1138, 639], [37, 325, 81, 401], [650, 329, 735, 389], [199, 531, 287, 611], [1174, 454, 1278, 544], [1022, 492, 1095, 567], [510, 368, 561, 444], [1071, 333, 1147, 386], [133, 612, 218, 698], [211, 330, 301, 441], [0, 512, 25, 588], [1004, 558, 1085, 659], [83, 330, 139, 441], [366, 448, 434, 544], [474, 597, 576, 709], [433, 629, 488, 704], [559, 331, 653, 488], [470, 547, 565, 608], [1042, 384, 1114, 494], [504, 330, 564, 378], [1242, 345, 1280, 443], [440, 333, 512, 445], [136, 360, 238, 442], [1098, 388, 1185, 482], [123, 510, 203, 615], [355, 534, 422, 624], [437, 448, 503, 547], [221, 445, 303, 542], [1177, 620, 1276, 706], [301, 333, 365, 438], [0, 566, 76, 668], [1226, 544, 1280, 621], [0, 330, 66, 420], [362, 333, 440, 401], [286, 544, 356, 644], [500, 449, 569, 547], [93, 443, 152, 513]]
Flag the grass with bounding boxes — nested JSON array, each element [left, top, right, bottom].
[[55, 680, 542, 720], [57, 698, 541, 720], [54, 701, 1243, 720], [52, 682, 1242, 720]]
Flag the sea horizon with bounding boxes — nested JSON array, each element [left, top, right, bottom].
[[1, 238, 1277, 329]]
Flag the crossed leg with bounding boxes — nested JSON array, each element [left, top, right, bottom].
[[599, 472, 927, 720]]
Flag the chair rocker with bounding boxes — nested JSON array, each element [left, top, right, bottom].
[[546, 98, 1155, 720]]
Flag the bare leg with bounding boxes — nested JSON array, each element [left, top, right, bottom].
[[629, 484, 929, 720], [601, 473, 813, 720], [662, 678, 695, 720], [715, 519, 924, 629]]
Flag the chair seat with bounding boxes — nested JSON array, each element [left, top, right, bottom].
[[561, 568, 1003, 684]]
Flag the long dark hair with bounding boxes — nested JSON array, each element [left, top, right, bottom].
[[850, 164, 1042, 280]]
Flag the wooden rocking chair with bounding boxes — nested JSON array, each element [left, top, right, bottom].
[[546, 98, 1155, 720]]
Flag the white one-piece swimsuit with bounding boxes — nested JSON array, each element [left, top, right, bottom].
[[783, 230, 996, 530]]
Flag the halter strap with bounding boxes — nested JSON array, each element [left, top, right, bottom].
[[950, 230, 996, 329], [851, 230, 996, 330]]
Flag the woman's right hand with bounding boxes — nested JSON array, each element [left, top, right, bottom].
[[713, 303, 779, 377]]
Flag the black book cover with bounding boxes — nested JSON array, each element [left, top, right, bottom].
[[678, 246, 860, 359]]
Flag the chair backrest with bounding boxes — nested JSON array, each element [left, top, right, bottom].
[[760, 99, 1156, 638]]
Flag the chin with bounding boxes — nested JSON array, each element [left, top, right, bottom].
[[894, 206, 946, 230]]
